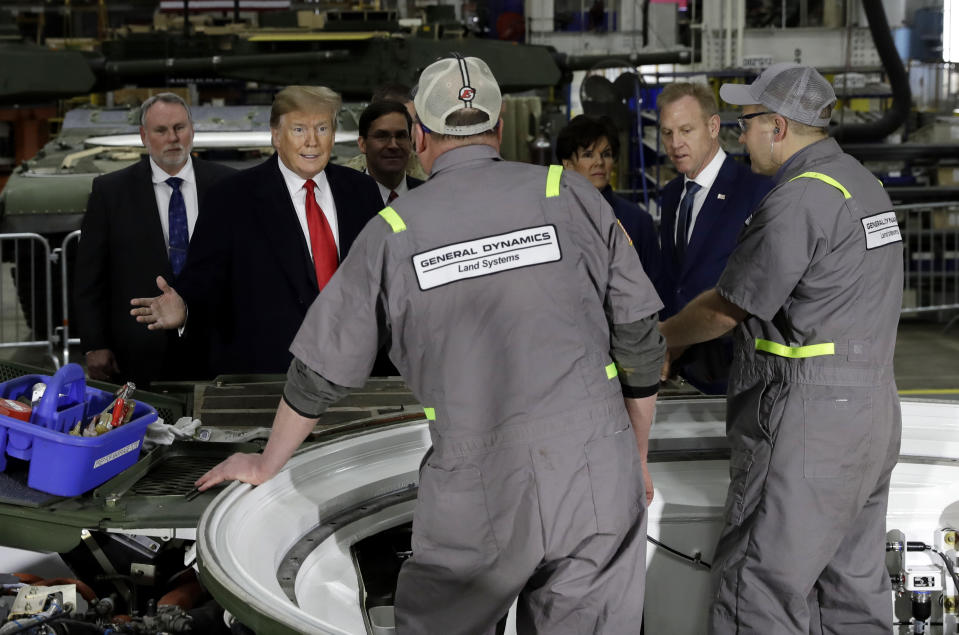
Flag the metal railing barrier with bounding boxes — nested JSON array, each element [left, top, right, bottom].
[[896, 202, 959, 331], [0, 233, 58, 368], [5, 199, 959, 372]]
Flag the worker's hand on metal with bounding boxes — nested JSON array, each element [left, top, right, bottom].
[[642, 460, 654, 505], [85, 348, 120, 381], [196, 452, 271, 491], [660, 346, 687, 382], [130, 276, 187, 330], [660, 347, 674, 382]]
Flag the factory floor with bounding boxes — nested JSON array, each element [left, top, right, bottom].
[[893, 316, 959, 397], [0, 315, 956, 397]]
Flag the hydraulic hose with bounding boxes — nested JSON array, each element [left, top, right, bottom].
[[831, 0, 911, 142]]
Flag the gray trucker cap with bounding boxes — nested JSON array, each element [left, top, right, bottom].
[[414, 55, 502, 136], [719, 62, 836, 128]]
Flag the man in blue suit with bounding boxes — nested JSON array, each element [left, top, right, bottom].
[[655, 82, 773, 394]]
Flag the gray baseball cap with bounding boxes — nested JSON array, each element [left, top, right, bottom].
[[720, 62, 836, 128], [414, 55, 502, 136]]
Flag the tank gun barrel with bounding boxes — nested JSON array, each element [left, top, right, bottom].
[[89, 49, 350, 76]]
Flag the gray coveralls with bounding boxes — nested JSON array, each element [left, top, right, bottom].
[[709, 137, 903, 634], [288, 145, 665, 634]]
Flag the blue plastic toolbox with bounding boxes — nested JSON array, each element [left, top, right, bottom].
[[0, 363, 157, 496]]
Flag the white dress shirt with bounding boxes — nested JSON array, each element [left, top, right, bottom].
[[366, 169, 409, 206], [277, 158, 340, 259], [150, 157, 199, 250], [675, 147, 727, 244]]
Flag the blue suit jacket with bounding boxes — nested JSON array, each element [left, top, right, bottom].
[[656, 155, 773, 392]]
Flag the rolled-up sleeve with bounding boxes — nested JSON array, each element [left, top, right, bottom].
[[610, 315, 666, 398], [282, 357, 352, 419], [604, 194, 665, 324]]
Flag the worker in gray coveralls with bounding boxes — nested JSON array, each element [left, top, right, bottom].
[[660, 63, 903, 634], [195, 55, 666, 634]]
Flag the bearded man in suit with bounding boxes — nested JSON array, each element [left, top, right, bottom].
[[74, 92, 235, 385]]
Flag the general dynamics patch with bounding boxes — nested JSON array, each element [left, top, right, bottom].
[[413, 224, 561, 290], [861, 211, 901, 250]]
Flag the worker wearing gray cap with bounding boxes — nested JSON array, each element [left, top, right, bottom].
[[196, 54, 665, 634], [660, 62, 902, 633]]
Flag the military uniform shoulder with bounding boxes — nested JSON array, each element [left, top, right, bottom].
[[343, 153, 367, 172]]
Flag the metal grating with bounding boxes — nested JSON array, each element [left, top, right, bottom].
[[155, 405, 178, 424], [128, 455, 224, 496], [0, 361, 51, 382]]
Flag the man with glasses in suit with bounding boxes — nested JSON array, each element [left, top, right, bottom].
[[357, 100, 424, 206]]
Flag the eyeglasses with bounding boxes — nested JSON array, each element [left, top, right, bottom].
[[367, 130, 411, 144], [737, 111, 773, 132]]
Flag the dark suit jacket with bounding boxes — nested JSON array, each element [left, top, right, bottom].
[[601, 185, 661, 288], [375, 174, 424, 206], [656, 155, 773, 393], [74, 156, 236, 385], [177, 154, 384, 375]]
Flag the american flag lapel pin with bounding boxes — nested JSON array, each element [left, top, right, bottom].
[[717, 193, 726, 200]]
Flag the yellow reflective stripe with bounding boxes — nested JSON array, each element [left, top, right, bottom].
[[755, 339, 835, 358], [423, 407, 436, 421], [379, 206, 407, 233], [605, 363, 618, 380], [788, 172, 851, 199], [546, 165, 563, 198]]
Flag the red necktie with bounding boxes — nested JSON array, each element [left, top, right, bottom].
[[303, 180, 338, 290], [387, 189, 398, 204]]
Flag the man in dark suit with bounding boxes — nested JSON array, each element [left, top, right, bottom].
[[356, 100, 423, 204], [655, 82, 773, 394], [74, 93, 235, 385], [345, 84, 429, 181], [130, 86, 384, 375]]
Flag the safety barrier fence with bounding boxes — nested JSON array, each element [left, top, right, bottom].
[[0, 233, 57, 367], [0, 202, 957, 368], [897, 202, 959, 330]]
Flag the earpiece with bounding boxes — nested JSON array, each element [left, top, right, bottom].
[[774, 127, 780, 134]]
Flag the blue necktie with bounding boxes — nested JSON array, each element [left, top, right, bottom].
[[675, 180, 701, 265], [166, 176, 189, 277]]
